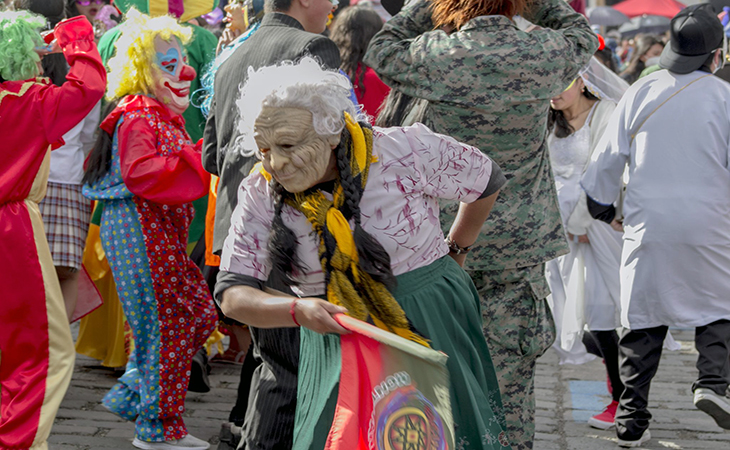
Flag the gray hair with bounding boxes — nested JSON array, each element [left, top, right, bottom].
[[234, 57, 365, 157]]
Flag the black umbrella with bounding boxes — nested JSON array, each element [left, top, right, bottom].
[[618, 14, 671, 38], [588, 6, 631, 26]]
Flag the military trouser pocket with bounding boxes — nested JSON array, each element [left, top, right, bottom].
[[479, 265, 556, 360], [519, 269, 555, 359]]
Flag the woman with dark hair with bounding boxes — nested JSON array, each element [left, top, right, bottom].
[[620, 34, 663, 84], [329, 6, 390, 118], [546, 57, 628, 430], [218, 57, 510, 449]]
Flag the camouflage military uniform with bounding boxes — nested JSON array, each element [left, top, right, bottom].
[[365, 1, 597, 448]]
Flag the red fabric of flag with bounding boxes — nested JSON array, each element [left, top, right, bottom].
[[325, 314, 454, 450]]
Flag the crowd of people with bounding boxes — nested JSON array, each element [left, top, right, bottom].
[[1, 1, 730, 450]]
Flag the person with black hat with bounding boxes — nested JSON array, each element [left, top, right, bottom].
[[580, 3, 730, 447]]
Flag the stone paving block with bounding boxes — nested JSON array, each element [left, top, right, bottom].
[[535, 409, 561, 420], [534, 432, 560, 442], [535, 423, 558, 434], [55, 408, 124, 422], [103, 428, 137, 439], [533, 441, 562, 450], [652, 438, 730, 449], [49, 433, 129, 448], [52, 445, 88, 450], [51, 424, 99, 436], [697, 433, 730, 440], [54, 418, 134, 430], [565, 435, 620, 450], [536, 399, 558, 410], [645, 429, 680, 439]]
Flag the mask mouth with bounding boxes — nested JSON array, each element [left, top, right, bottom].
[[164, 80, 190, 98], [274, 170, 297, 181]]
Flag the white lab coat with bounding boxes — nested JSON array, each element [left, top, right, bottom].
[[582, 69, 730, 330]]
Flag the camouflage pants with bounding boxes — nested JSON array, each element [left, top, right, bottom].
[[470, 264, 556, 450]]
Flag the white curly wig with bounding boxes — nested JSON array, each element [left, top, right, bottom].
[[234, 57, 366, 157]]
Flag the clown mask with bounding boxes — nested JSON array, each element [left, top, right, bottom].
[[151, 36, 196, 116], [254, 107, 340, 193]]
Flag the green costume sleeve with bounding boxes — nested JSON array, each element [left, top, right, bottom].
[[181, 24, 217, 246], [182, 23, 217, 143], [97, 27, 121, 66]]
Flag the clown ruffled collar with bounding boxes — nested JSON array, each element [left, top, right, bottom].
[[101, 94, 186, 135]]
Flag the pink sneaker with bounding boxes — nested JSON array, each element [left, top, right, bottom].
[[588, 400, 618, 430]]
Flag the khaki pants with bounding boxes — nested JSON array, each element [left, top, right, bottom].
[[470, 264, 555, 450]]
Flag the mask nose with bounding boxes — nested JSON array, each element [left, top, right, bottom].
[[180, 64, 196, 81], [268, 149, 289, 172]]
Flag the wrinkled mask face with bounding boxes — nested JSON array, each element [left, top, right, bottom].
[[151, 36, 196, 116], [254, 107, 339, 193]]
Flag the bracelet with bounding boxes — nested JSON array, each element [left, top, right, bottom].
[[445, 236, 472, 255], [290, 299, 301, 327]]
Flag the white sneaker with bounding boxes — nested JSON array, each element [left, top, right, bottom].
[[617, 430, 650, 448], [694, 388, 730, 430], [133, 434, 211, 450]]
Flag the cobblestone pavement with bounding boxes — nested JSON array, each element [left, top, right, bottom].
[[50, 329, 729, 449], [534, 329, 730, 450]]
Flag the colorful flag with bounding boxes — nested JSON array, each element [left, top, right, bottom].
[[326, 314, 454, 450], [113, 0, 218, 23]]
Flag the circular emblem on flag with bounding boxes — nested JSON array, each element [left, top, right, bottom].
[[377, 388, 446, 450]]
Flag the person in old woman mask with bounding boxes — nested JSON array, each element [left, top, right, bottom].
[[215, 57, 513, 449]]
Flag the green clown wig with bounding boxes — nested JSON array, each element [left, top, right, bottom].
[[106, 8, 192, 101], [0, 10, 46, 82]]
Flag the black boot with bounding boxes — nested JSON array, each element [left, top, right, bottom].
[[188, 348, 212, 393]]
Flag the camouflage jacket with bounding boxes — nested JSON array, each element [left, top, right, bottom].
[[364, 0, 598, 271]]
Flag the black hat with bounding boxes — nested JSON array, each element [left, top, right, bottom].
[[659, 4, 723, 74]]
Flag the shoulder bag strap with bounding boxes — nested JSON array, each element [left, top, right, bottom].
[[630, 74, 712, 145]]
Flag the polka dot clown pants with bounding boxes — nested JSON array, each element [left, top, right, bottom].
[[98, 197, 217, 442]]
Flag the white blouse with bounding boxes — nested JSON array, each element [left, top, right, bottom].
[[220, 123, 496, 297]]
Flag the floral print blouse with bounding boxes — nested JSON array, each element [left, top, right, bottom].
[[220, 123, 497, 297]]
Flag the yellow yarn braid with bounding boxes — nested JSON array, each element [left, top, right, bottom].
[[257, 114, 428, 347]]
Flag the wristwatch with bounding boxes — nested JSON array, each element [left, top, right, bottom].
[[445, 236, 471, 255]]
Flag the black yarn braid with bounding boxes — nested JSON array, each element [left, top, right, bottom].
[[267, 180, 304, 287], [332, 124, 397, 290]]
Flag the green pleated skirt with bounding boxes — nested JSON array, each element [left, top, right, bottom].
[[293, 256, 511, 449]]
